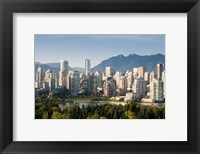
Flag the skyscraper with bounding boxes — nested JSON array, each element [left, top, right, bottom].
[[150, 78, 164, 101], [54, 72, 59, 89], [150, 79, 156, 99], [45, 69, 51, 83], [133, 67, 145, 77], [137, 66, 145, 77], [132, 77, 143, 98], [36, 67, 43, 89], [144, 72, 149, 83], [68, 71, 80, 95], [133, 67, 138, 77], [59, 60, 68, 87], [48, 71, 56, 92], [103, 79, 116, 96], [126, 71, 133, 88], [105, 66, 115, 77], [149, 71, 155, 83], [118, 76, 127, 96], [157, 63, 164, 79], [85, 59, 91, 76], [60, 60, 68, 71], [155, 79, 164, 101], [113, 72, 121, 86], [94, 71, 103, 88], [162, 71, 166, 98]]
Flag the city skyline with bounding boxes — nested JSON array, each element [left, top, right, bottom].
[[36, 59, 165, 101], [35, 34, 165, 119], [35, 34, 165, 67], [35, 53, 165, 74]]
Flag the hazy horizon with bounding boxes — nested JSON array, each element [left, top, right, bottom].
[[35, 53, 165, 68], [35, 34, 165, 67]]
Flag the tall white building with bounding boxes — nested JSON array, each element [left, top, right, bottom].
[[60, 60, 68, 71], [90, 74, 97, 95], [45, 69, 51, 83], [149, 71, 155, 83], [132, 77, 143, 98], [155, 79, 164, 101], [59, 60, 68, 87], [150, 79, 156, 99], [103, 79, 116, 96], [49, 71, 56, 91], [157, 63, 164, 79], [117, 76, 127, 96], [133, 67, 138, 77], [105, 67, 115, 77], [126, 71, 133, 88], [162, 71, 166, 98], [94, 71, 102, 88], [137, 66, 145, 77], [85, 59, 91, 76], [113, 72, 121, 87], [89, 72, 102, 95], [48, 71, 53, 91], [142, 80, 148, 97], [150, 78, 164, 101], [133, 67, 145, 77], [68, 71, 80, 94], [144, 72, 149, 83], [36, 67, 43, 89], [54, 73, 58, 89]]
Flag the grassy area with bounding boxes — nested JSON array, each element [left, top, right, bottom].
[[66, 96, 111, 103], [66, 97, 92, 103]]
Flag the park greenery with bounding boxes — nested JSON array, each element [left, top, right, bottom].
[[35, 101, 165, 119], [35, 90, 165, 119]]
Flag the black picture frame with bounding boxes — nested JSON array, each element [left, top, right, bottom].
[[0, 0, 200, 154]]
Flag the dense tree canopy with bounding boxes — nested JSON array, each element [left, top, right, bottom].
[[35, 101, 165, 119]]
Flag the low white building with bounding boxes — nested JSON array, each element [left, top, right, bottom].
[[124, 92, 134, 101]]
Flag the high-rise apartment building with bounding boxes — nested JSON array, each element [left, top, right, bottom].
[[157, 63, 164, 79], [117, 76, 127, 96], [126, 71, 133, 88], [150, 78, 164, 101], [150, 79, 156, 99], [59, 60, 68, 87], [85, 59, 91, 76], [113, 72, 121, 87], [144, 72, 149, 83], [162, 71, 166, 98], [103, 79, 116, 96], [60, 60, 68, 71], [45, 69, 51, 83], [155, 79, 164, 101], [149, 71, 155, 83], [105, 67, 115, 77], [137, 66, 145, 77], [133, 67, 138, 77], [36, 67, 43, 89], [132, 77, 143, 98], [133, 67, 145, 77], [94, 71, 102, 88], [68, 71, 80, 94]]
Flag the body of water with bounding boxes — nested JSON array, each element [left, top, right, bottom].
[[58, 101, 127, 111]]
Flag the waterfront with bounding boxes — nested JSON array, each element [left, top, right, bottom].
[[58, 101, 127, 111], [58, 100, 164, 112]]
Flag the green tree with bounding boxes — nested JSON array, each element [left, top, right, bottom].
[[51, 111, 63, 119], [125, 110, 136, 119], [42, 111, 49, 119]]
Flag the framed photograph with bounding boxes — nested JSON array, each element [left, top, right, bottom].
[[34, 34, 166, 120], [0, 0, 200, 153]]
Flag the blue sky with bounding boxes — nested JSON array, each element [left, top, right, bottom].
[[35, 34, 165, 68]]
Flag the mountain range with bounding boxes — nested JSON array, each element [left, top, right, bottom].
[[35, 53, 165, 73]]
